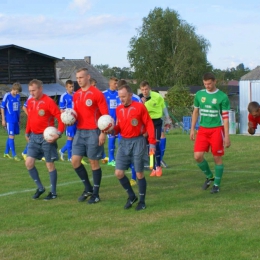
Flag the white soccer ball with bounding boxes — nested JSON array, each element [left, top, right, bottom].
[[97, 115, 115, 131], [61, 108, 77, 125], [43, 126, 58, 141]]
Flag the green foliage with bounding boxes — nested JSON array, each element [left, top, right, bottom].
[[165, 84, 195, 121], [94, 64, 134, 79], [128, 7, 210, 87], [213, 63, 251, 82]]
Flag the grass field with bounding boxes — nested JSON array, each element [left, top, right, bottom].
[[1, 129, 260, 260]]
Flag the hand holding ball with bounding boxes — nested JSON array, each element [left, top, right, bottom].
[[43, 126, 59, 142], [97, 115, 115, 132], [61, 108, 77, 125]]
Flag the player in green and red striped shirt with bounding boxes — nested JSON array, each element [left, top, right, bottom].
[[190, 73, 231, 194]]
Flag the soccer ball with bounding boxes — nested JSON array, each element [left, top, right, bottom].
[[43, 126, 58, 141], [61, 108, 77, 125], [97, 115, 115, 131]]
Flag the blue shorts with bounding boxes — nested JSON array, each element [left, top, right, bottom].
[[27, 133, 58, 162], [6, 122, 20, 136], [116, 136, 146, 172], [66, 124, 77, 138], [72, 129, 104, 160]]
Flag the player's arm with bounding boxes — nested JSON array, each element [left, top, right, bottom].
[[1, 107, 6, 126], [190, 107, 199, 141], [223, 117, 231, 148], [248, 121, 256, 135]]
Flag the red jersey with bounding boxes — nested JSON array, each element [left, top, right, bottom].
[[248, 114, 260, 129], [114, 101, 156, 145], [73, 86, 109, 129], [26, 94, 65, 134]]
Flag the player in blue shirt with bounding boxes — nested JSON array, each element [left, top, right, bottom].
[[1, 82, 22, 161], [102, 77, 118, 167]]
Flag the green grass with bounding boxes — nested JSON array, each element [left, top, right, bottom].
[[1, 130, 260, 260]]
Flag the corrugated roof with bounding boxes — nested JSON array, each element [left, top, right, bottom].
[[241, 66, 260, 80], [56, 59, 109, 91]]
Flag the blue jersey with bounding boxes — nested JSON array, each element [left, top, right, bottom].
[[116, 93, 142, 105], [1, 92, 21, 123], [59, 92, 74, 109], [103, 89, 118, 121], [23, 95, 32, 108]]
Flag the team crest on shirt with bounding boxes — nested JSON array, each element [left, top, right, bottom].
[[201, 97, 206, 103], [86, 99, 92, 106], [212, 98, 217, 104], [131, 118, 138, 126], [38, 109, 45, 116]]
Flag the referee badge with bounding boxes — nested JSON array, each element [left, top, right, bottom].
[[86, 99, 92, 106], [38, 109, 45, 116], [131, 118, 138, 126]]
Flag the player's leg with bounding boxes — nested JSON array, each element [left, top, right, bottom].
[[160, 129, 167, 167], [42, 140, 59, 200], [130, 163, 137, 186], [107, 134, 116, 166], [26, 134, 45, 199], [115, 138, 137, 209], [211, 127, 225, 193], [133, 136, 147, 210], [22, 143, 28, 160], [154, 122, 163, 177], [194, 127, 214, 189], [7, 122, 20, 161], [72, 130, 93, 202], [86, 129, 105, 204]]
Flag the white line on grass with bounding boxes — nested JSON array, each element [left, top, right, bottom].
[[0, 167, 255, 198]]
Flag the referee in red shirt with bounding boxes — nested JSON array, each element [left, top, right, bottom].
[[72, 68, 109, 204], [112, 84, 156, 210], [25, 79, 65, 200]]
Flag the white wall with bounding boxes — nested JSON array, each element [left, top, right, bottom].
[[239, 80, 260, 134]]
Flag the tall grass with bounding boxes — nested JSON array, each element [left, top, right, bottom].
[[0, 130, 260, 260]]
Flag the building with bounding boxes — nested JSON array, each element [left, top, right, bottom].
[[56, 57, 109, 91], [239, 66, 260, 134], [0, 44, 65, 98]]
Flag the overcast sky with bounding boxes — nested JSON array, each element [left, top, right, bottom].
[[1, 0, 259, 70]]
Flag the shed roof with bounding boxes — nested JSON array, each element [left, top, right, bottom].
[[241, 66, 260, 80], [56, 59, 109, 91], [0, 44, 60, 60]]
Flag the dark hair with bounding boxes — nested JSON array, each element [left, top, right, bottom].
[[118, 84, 133, 94], [203, 73, 216, 81], [90, 78, 97, 85], [109, 76, 118, 82], [66, 80, 74, 85], [248, 101, 260, 113], [118, 79, 127, 88]]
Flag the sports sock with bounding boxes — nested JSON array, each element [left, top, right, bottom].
[[4, 138, 10, 154], [67, 140, 73, 160], [92, 168, 102, 195], [197, 159, 213, 179], [138, 177, 146, 203], [74, 164, 92, 192], [214, 164, 224, 187], [28, 167, 44, 190], [49, 169, 58, 194], [8, 138, 16, 157], [61, 143, 67, 153], [119, 175, 135, 198], [108, 136, 115, 161], [160, 137, 166, 161], [155, 141, 161, 167], [130, 163, 136, 180], [23, 143, 28, 154]]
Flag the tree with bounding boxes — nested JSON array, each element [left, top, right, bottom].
[[128, 7, 211, 87], [165, 84, 194, 122], [94, 64, 134, 79]]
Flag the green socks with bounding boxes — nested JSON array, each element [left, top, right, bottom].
[[214, 164, 224, 187], [197, 159, 213, 179]]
